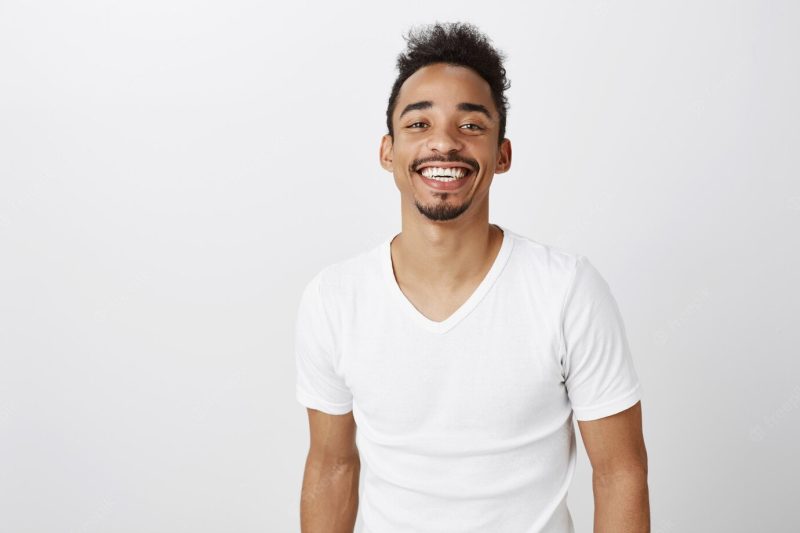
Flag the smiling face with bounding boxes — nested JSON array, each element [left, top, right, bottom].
[[380, 62, 512, 223]]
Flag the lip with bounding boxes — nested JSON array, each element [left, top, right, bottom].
[[414, 167, 474, 191]]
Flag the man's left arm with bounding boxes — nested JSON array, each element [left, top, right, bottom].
[[577, 400, 650, 533]]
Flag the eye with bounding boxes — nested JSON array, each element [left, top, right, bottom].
[[460, 123, 484, 131], [407, 122, 428, 129]]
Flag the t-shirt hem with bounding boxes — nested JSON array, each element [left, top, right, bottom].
[[571, 382, 642, 421], [296, 388, 353, 415]]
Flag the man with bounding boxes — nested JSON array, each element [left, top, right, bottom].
[[295, 22, 649, 533]]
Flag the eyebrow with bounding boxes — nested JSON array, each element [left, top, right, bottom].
[[398, 100, 493, 120]]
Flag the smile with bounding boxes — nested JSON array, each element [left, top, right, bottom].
[[413, 165, 475, 190], [420, 166, 469, 181]]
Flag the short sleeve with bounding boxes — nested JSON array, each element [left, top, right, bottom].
[[560, 255, 642, 421], [294, 271, 353, 415]]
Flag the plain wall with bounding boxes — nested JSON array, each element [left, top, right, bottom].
[[1, 1, 798, 531]]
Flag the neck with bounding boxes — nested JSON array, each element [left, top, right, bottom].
[[390, 217, 503, 290]]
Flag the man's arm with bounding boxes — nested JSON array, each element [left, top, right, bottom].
[[300, 407, 360, 533], [577, 400, 650, 533]]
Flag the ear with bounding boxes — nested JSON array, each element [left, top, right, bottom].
[[494, 137, 512, 174], [379, 134, 394, 172]]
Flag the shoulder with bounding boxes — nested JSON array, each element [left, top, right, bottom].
[[303, 238, 386, 306], [505, 228, 585, 284]]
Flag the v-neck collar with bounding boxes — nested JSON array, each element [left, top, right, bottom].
[[381, 224, 515, 334]]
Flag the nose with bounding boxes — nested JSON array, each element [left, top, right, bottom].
[[425, 125, 464, 154]]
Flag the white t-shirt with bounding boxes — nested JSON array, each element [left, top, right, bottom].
[[294, 224, 642, 533]]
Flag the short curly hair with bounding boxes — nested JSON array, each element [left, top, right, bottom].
[[386, 22, 511, 146]]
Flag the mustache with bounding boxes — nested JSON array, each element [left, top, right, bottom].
[[410, 154, 479, 173]]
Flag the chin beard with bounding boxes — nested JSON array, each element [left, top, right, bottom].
[[414, 197, 472, 221]]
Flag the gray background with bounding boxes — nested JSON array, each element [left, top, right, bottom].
[[1, 1, 798, 532]]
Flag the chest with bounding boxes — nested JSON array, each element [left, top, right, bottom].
[[340, 304, 567, 440], [396, 283, 481, 323]]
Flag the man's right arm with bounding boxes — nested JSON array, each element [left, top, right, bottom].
[[300, 407, 360, 533]]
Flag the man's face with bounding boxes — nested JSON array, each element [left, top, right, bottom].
[[380, 62, 511, 223]]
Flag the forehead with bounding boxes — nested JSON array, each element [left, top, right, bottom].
[[395, 63, 495, 116]]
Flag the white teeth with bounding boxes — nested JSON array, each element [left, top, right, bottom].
[[419, 166, 469, 180]]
